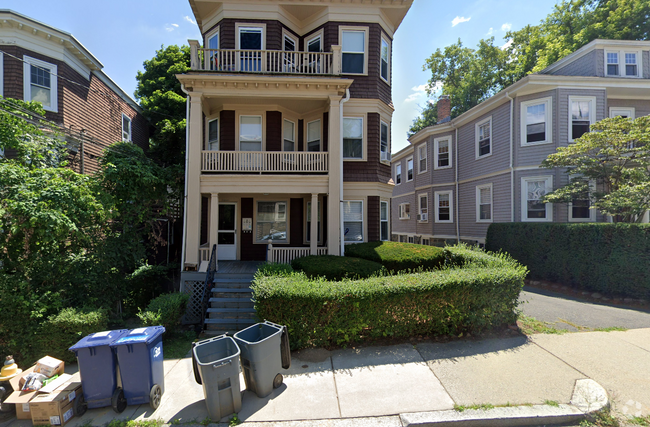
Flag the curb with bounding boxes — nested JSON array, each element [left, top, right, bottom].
[[401, 379, 608, 426]]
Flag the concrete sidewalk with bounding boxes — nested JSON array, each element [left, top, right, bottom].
[[2, 328, 649, 426]]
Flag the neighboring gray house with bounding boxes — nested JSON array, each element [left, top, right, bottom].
[[391, 39, 650, 245]]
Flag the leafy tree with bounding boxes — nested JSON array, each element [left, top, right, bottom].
[[408, 101, 438, 137], [417, 0, 650, 132], [541, 116, 650, 223], [134, 45, 190, 167]]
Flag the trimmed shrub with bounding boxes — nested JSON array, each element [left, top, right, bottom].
[[291, 255, 384, 281], [138, 292, 190, 331], [345, 241, 446, 272], [34, 308, 109, 364], [256, 262, 294, 278], [125, 264, 173, 314], [485, 223, 650, 299], [254, 245, 527, 349]]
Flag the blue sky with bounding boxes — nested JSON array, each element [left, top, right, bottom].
[[4, 0, 560, 153]]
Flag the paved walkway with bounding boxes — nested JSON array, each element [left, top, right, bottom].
[[2, 328, 648, 426]]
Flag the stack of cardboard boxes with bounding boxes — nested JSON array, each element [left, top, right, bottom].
[[4, 357, 83, 426]]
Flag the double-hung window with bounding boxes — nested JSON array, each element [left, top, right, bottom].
[[569, 178, 596, 222], [256, 201, 287, 243], [307, 34, 321, 53], [435, 191, 453, 223], [122, 114, 132, 143], [521, 97, 552, 145], [399, 203, 410, 220], [380, 201, 389, 241], [283, 34, 297, 72], [476, 184, 493, 222], [341, 29, 366, 74], [24, 56, 57, 112], [307, 120, 321, 152], [418, 194, 428, 222], [521, 176, 553, 221], [434, 137, 451, 169], [380, 121, 390, 162], [207, 30, 219, 70], [569, 97, 596, 141], [207, 118, 219, 150], [240, 116, 263, 151], [605, 50, 641, 77], [418, 144, 427, 173], [343, 117, 363, 159], [395, 164, 402, 185], [283, 120, 295, 152], [343, 201, 363, 242], [406, 157, 413, 181], [238, 26, 264, 72], [476, 117, 491, 158], [380, 36, 390, 82]]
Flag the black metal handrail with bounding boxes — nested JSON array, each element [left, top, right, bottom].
[[200, 244, 217, 330]]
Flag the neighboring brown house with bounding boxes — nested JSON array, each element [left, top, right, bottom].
[[178, 0, 412, 271], [392, 39, 650, 245], [0, 10, 149, 173]]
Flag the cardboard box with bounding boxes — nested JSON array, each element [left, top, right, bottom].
[[30, 382, 82, 426], [34, 357, 64, 378], [4, 361, 67, 420]]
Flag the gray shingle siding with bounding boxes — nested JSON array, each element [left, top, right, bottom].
[[557, 89, 607, 145], [514, 90, 558, 167], [553, 50, 600, 77], [644, 51, 650, 79], [391, 193, 416, 234], [608, 99, 650, 118], [431, 185, 456, 238], [458, 172, 511, 241], [431, 132, 455, 185]]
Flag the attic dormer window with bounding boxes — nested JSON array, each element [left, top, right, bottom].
[[605, 50, 641, 77]]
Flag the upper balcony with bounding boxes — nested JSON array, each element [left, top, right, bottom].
[[189, 40, 342, 76]]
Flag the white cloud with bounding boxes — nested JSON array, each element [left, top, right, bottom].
[[487, 27, 494, 36], [184, 16, 196, 25], [451, 16, 471, 27], [164, 23, 179, 32], [404, 83, 442, 104], [501, 38, 514, 50], [501, 23, 512, 32], [172, 24, 179, 28]]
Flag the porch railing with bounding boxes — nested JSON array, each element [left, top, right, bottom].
[[189, 41, 341, 76], [202, 151, 329, 173], [199, 247, 211, 262], [268, 245, 328, 264], [200, 244, 217, 331]]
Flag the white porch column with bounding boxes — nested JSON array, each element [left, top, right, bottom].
[[183, 92, 203, 269], [310, 193, 318, 255], [210, 193, 219, 256], [327, 95, 342, 256]]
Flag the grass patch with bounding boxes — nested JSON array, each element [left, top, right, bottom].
[[629, 415, 650, 426], [517, 315, 569, 335], [108, 420, 164, 427], [580, 408, 620, 427], [544, 399, 560, 407], [454, 403, 496, 412], [344, 241, 445, 273], [164, 330, 199, 359], [592, 326, 628, 332]]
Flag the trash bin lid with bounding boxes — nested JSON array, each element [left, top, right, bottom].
[[69, 329, 130, 351], [110, 326, 166, 346]]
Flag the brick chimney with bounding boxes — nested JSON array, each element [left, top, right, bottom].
[[437, 95, 451, 124]]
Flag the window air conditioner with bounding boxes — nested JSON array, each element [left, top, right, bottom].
[[419, 213, 428, 222]]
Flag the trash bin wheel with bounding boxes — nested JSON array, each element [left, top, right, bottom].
[[73, 393, 87, 417], [273, 373, 283, 389], [149, 384, 162, 410], [111, 388, 127, 413]]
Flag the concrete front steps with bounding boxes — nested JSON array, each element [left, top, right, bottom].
[[204, 273, 257, 335]]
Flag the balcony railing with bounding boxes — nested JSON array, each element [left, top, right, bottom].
[[202, 151, 329, 173], [189, 40, 341, 76]]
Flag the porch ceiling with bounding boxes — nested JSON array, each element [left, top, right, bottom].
[[203, 96, 329, 115]]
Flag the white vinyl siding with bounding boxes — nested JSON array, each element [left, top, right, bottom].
[[521, 176, 553, 222]]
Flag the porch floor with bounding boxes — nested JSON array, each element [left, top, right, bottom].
[[217, 260, 265, 274]]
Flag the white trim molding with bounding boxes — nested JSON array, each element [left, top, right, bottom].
[[609, 107, 635, 119], [521, 97, 553, 146], [521, 175, 553, 222]]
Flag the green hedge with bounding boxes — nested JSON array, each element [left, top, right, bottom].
[[138, 292, 190, 331], [34, 308, 108, 364], [344, 241, 446, 272], [485, 223, 650, 299], [253, 245, 527, 349], [291, 255, 384, 281]]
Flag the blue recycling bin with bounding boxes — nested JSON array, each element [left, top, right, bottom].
[[110, 326, 166, 411], [69, 329, 129, 410]]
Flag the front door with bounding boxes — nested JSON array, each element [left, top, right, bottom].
[[218, 203, 237, 260]]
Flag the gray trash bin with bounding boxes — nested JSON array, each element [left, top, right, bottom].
[[192, 336, 242, 421], [233, 320, 291, 398]]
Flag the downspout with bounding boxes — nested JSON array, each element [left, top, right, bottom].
[[180, 83, 190, 272], [453, 123, 459, 242], [505, 91, 514, 222], [340, 89, 351, 257]]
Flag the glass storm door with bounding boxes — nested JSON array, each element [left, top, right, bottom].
[[218, 203, 237, 260]]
